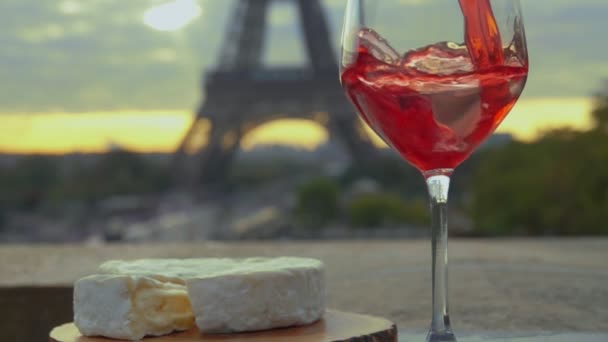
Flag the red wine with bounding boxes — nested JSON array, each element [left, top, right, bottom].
[[340, 2, 527, 172], [458, 0, 504, 69]]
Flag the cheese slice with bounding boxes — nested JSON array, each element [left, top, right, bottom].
[[73, 274, 194, 340], [99, 257, 326, 333]]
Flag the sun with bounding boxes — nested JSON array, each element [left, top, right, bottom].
[[143, 0, 202, 32]]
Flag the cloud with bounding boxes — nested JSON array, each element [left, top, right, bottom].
[[268, 2, 297, 27], [0, 0, 229, 112], [143, 0, 203, 32], [58, 0, 84, 15], [398, 0, 427, 5], [0, 0, 606, 113]]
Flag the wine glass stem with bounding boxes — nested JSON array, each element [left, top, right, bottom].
[[425, 173, 457, 342]]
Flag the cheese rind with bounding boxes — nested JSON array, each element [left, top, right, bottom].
[[73, 274, 194, 340], [100, 257, 326, 333]]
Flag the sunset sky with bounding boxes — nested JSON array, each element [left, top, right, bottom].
[[0, 0, 606, 154]]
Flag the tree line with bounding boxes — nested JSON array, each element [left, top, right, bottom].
[[471, 82, 608, 235]]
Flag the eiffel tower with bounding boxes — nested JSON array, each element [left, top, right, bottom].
[[174, 0, 376, 189]]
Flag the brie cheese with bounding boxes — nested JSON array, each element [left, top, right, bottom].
[[99, 257, 326, 333], [73, 274, 194, 340]]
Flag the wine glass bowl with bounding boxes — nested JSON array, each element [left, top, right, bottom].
[[341, 1, 527, 174], [339, 1, 528, 341]]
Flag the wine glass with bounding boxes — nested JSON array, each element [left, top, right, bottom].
[[339, 0, 528, 341]]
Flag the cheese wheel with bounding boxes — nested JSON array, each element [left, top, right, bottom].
[[98, 257, 326, 333]]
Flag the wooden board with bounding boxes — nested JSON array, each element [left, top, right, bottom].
[[50, 310, 397, 342]]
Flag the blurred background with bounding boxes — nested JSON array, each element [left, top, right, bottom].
[[0, 0, 607, 244]]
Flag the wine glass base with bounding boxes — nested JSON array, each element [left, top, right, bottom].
[[426, 330, 457, 342]]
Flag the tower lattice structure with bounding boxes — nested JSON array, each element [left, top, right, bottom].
[[174, 0, 377, 188]]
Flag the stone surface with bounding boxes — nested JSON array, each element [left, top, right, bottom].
[[1, 239, 607, 341], [399, 332, 608, 341]]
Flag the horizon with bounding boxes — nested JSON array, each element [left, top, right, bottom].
[[0, 96, 594, 155]]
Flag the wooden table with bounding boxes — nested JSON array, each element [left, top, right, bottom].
[[50, 310, 397, 342]]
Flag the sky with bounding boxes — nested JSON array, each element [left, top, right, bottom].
[[0, 0, 606, 153]]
